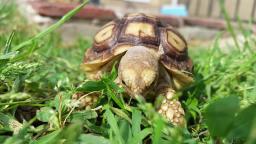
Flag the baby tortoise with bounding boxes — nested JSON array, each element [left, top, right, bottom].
[[81, 13, 193, 125]]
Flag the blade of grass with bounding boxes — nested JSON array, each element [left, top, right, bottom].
[[105, 108, 124, 144], [4, 31, 15, 54], [152, 118, 165, 144], [219, 0, 240, 51], [31, 130, 62, 144], [79, 134, 110, 144], [111, 107, 132, 124], [0, 51, 18, 60], [131, 108, 142, 137], [105, 84, 125, 109], [0, 99, 51, 106], [12, 0, 89, 51], [128, 128, 152, 144]]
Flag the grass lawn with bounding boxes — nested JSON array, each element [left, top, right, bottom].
[[0, 1, 256, 144]]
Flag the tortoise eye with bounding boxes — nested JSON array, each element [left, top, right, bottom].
[[121, 80, 126, 85], [166, 30, 186, 52]]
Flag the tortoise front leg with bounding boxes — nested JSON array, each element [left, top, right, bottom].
[[157, 88, 185, 126], [72, 92, 99, 110]]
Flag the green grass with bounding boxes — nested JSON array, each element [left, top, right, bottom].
[[0, 1, 256, 144]]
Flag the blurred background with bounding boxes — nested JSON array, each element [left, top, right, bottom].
[[16, 0, 256, 48]]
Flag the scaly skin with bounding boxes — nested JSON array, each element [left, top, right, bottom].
[[157, 88, 185, 126]]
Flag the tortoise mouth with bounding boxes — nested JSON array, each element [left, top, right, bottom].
[[119, 75, 158, 98]]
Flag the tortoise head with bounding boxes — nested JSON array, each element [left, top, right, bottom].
[[118, 46, 159, 96]]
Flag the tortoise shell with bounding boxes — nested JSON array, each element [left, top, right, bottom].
[[82, 13, 193, 86]]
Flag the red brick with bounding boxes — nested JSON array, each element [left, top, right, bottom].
[[183, 17, 227, 30], [30, 1, 117, 21], [157, 15, 228, 30]]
